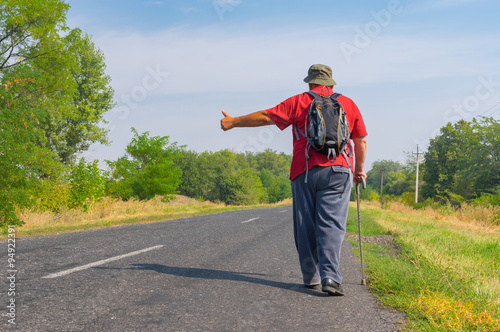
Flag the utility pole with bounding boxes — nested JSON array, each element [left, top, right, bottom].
[[380, 169, 384, 197], [413, 145, 424, 203]]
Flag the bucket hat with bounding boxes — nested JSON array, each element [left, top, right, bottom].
[[303, 64, 336, 86]]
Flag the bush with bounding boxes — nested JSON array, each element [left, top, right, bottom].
[[471, 191, 500, 207], [31, 179, 71, 213], [350, 185, 380, 202], [107, 128, 183, 201], [69, 159, 107, 212]]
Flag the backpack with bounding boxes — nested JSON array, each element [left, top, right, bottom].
[[294, 90, 352, 183]]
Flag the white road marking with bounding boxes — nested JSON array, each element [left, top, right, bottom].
[[280, 210, 288, 213], [241, 217, 260, 224], [42, 245, 164, 279]]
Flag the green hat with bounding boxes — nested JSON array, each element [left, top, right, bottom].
[[303, 64, 336, 86]]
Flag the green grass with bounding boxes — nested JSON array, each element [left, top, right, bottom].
[[346, 202, 500, 331]]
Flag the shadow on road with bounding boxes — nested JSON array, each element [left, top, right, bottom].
[[94, 264, 328, 297]]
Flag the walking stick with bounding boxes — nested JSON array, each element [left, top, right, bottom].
[[356, 177, 367, 285]]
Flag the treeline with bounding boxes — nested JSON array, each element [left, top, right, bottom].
[[175, 149, 292, 205], [361, 117, 499, 209], [104, 128, 292, 206]]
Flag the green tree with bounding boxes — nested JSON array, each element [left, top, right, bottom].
[[38, 29, 114, 164], [0, 0, 71, 73], [0, 0, 114, 227], [175, 150, 212, 199], [245, 149, 292, 203], [0, 63, 61, 228], [203, 150, 265, 205], [423, 117, 499, 200], [107, 128, 184, 200], [366, 159, 404, 195]]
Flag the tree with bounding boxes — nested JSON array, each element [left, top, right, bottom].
[[0, 0, 114, 227], [107, 128, 184, 200], [1, 1, 114, 165], [175, 150, 207, 198], [0, 63, 62, 228], [245, 149, 292, 203], [38, 29, 115, 164], [422, 117, 499, 200], [366, 159, 404, 195], [206, 150, 265, 205], [0, 0, 71, 73]]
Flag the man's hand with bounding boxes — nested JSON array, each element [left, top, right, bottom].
[[354, 171, 367, 184], [221, 110, 234, 131]]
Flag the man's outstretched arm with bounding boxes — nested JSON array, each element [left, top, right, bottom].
[[221, 110, 275, 131]]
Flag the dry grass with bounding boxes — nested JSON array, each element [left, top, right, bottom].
[[411, 291, 500, 331], [15, 195, 292, 237], [365, 200, 500, 234]]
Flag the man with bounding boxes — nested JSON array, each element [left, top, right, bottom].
[[220, 64, 367, 296]]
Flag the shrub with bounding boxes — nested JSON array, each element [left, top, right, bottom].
[[32, 179, 71, 213], [69, 159, 107, 212]]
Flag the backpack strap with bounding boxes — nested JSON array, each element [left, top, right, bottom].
[[306, 90, 320, 98], [330, 92, 342, 100], [340, 141, 353, 170], [327, 148, 337, 163], [294, 125, 306, 141], [342, 151, 352, 170], [346, 140, 353, 158]]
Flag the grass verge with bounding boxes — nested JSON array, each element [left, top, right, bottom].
[[347, 201, 500, 331], [3, 195, 292, 238]]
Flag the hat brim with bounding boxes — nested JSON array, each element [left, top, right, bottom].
[[303, 76, 336, 85]]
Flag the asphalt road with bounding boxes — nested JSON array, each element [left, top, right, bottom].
[[1, 207, 403, 331]]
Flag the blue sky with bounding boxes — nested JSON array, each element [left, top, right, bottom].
[[68, 0, 500, 170]]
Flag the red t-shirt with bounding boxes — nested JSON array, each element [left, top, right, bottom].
[[265, 86, 367, 181]]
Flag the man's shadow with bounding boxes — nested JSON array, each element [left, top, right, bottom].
[[94, 264, 328, 297]]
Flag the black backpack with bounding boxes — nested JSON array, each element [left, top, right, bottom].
[[294, 90, 352, 182]]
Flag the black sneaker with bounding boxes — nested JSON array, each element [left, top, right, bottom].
[[321, 278, 345, 296]]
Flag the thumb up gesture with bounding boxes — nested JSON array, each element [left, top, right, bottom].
[[220, 110, 234, 131]]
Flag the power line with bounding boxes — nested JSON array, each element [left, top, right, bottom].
[[488, 107, 500, 116], [480, 101, 500, 117]]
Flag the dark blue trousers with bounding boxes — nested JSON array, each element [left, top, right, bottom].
[[291, 166, 353, 285]]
